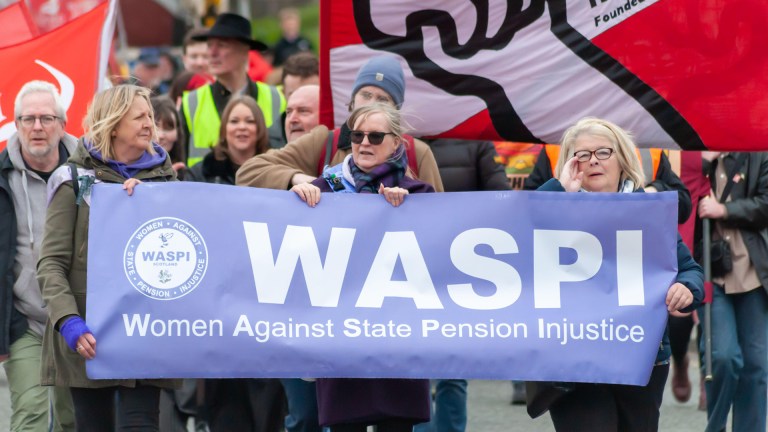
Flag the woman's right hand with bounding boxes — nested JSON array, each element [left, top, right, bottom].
[[558, 156, 584, 192], [123, 178, 142, 196], [291, 183, 321, 207], [76, 333, 97, 360]]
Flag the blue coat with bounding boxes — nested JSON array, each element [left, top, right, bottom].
[[538, 178, 704, 363]]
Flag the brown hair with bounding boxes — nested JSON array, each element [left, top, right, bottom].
[[214, 95, 269, 160], [281, 51, 319, 83], [183, 27, 208, 54], [150, 95, 185, 164]]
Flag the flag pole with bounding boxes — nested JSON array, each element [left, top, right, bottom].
[[703, 217, 713, 381]]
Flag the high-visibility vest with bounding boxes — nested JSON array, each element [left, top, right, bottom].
[[183, 82, 286, 167], [544, 144, 662, 185]]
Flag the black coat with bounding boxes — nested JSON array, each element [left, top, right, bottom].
[[0, 150, 28, 356], [428, 139, 509, 192], [186, 152, 238, 185], [706, 153, 768, 289]]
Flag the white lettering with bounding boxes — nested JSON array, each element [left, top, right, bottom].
[[243, 222, 356, 307], [616, 230, 645, 306], [122, 314, 222, 337], [533, 230, 602, 308], [447, 228, 522, 310], [356, 232, 442, 309]]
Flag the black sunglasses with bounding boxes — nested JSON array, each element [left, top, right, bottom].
[[349, 130, 394, 145]]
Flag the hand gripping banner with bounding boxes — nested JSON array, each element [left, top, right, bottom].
[[86, 183, 679, 385]]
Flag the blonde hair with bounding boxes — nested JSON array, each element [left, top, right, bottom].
[[83, 85, 156, 160], [555, 117, 645, 189]]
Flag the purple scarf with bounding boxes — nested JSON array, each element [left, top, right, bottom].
[[348, 144, 408, 193], [86, 140, 167, 179]]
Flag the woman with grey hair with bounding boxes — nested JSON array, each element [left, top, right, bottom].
[[292, 103, 432, 431], [532, 117, 704, 431], [38, 84, 177, 431]]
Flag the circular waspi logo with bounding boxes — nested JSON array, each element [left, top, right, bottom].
[[124, 217, 208, 300]]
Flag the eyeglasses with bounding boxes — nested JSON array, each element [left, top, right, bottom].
[[349, 130, 394, 145], [573, 148, 614, 163], [17, 115, 59, 128]]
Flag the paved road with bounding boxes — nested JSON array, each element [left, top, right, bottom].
[[0, 361, 710, 432], [466, 374, 707, 431]]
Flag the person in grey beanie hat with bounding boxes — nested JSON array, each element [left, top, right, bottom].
[[350, 56, 406, 109]]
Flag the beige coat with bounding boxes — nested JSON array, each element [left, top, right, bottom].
[[236, 125, 444, 192], [37, 141, 178, 388]]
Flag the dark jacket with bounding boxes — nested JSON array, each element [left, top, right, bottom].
[[311, 168, 433, 427], [704, 153, 768, 289], [428, 139, 509, 192], [526, 149, 692, 223], [186, 152, 237, 185], [1, 135, 77, 356], [0, 150, 27, 356], [538, 178, 704, 363]]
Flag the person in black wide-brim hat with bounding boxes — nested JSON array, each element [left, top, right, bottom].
[[191, 13, 267, 51], [179, 12, 287, 166]]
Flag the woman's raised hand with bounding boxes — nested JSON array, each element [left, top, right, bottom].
[[379, 184, 409, 207], [558, 156, 584, 192], [291, 183, 322, 207]]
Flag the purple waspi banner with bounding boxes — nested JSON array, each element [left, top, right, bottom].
[[86, 183, 678, 385]]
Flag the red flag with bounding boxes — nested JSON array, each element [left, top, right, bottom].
[[0, 0, 116, 151], [0, 2, 38, 48], [321, 1, 768, 151], [26, 0, 103, 33]]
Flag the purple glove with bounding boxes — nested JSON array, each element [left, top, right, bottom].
[[59, 316, 91, 352]]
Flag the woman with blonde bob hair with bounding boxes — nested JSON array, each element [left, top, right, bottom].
[[533, 117, 704, 431], [554, 117, 645, 193], [38, 84, 177, 431]]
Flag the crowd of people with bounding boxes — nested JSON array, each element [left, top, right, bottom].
[[0, 8, 766, 432]]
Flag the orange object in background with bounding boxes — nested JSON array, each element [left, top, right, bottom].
[[492, 142, 544, 190]]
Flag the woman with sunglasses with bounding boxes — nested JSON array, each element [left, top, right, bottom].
[[291, 103, 433, 431], [532, 117, 703, 431]]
